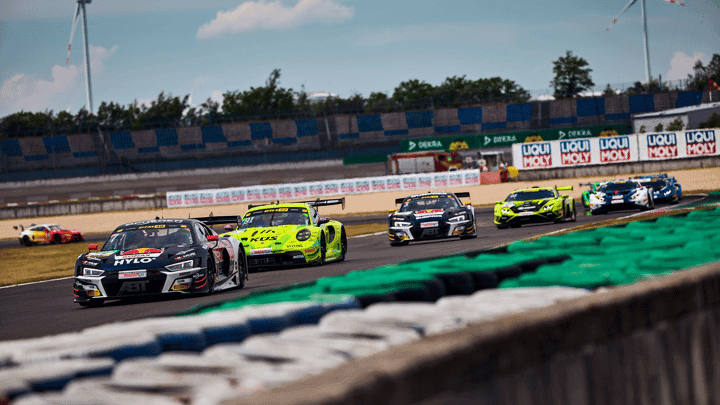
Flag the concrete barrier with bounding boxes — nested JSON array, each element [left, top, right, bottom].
[[226, 260, 720, 405]]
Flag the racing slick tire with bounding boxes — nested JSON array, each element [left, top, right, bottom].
[[568, 200, 577, 222], [460, 220, 478, 239], [22, 236, 32, 247], [338, 229, 348, 261], [643, 193, 655, 211], [237, 255, 247, 289], [205, 255, 217, 295], [53, 234, 62, 244], [316, 235, 326, 265]]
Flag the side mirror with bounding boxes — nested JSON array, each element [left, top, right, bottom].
[[561, 194, 569, 198], [318, 217, 330, 225], [88, 244, 98, 251], [207, 235, 219, 242], [223, 224, 234, 231], [465, 202, 472, 206], [495, 201, 503, 205]]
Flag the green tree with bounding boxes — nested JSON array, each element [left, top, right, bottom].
[[654, 122, 664, 132], [686, 54, 720, 91], [698, 113, 720, 129], [392, 79, 435, 107], [602, 84, 616, 97], [365, 92, 392, 113], [667, 117, 684, 131], [550, 50, 595, 98]]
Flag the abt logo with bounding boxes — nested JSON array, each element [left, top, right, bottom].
[[685, 130, 716, 156], [560, 140, 591, 165], [599, 137, 631, 162], [118, 280, 149, 294], [521, 143, 552, 168], [647, 134, 677, 159]]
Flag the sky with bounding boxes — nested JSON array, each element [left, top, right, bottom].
[[1, 0, 719, 118]]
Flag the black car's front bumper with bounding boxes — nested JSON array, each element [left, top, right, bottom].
[[388, 219, 474, 243]]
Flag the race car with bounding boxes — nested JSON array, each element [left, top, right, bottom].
[[580, 181, 610, 215], [585, 180, 654, 215], [630, 174, 682, 204], [494, 186, 576, 229], [388, 192, 477, 246], [220, 198, 347, 269], [14, 223, 85, 247], [73, 218, 247, 307]]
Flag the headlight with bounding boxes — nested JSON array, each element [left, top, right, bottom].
[[448, 215, 466, 223], [393, 221, 411, 227], [296, 228, 311, 241], [541, 204, 554, 211], [165, 260, 194, 272], [83, 268, 104, 277]]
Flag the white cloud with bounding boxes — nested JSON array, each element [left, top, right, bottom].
[[197, 0, 354, 39], [0, 45, 117, 115], [666, 51, 707, 81]]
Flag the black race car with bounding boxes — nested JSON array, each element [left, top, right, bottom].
[[73, 218, 248, 307], [388, 192, 477, 246]]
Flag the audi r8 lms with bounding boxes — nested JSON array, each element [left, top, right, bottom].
[[73, 218, 247, 307], [586, 180, 654, 215], [494, 186, 576, 229], [630, 174, 682, 204], [388, 192, 477, 246], [221, 198, 347, 269], [14, 223, 84, 247]]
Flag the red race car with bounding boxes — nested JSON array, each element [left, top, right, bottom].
[[14, 224, 85, 247]]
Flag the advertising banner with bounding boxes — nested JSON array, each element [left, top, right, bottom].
[[638, 129, 718, 161], [278, 185, 293, 199], [370, 177, 387, 192], [385, 176, 403, 191], [340, 180, 356, 194], [261, 186, 278, 201], [199, 191, 214, 205], [323, 181, 340, 196], [230, 188, 246, 203], [308, 183, 324, 197], [246, 187, 262, 201], [401, 174, 418, 190], [214, 190, 230, 205], [182, 191, 199, 207], [432, 173, 449, 188], [512, 135, 640, 169], [167, 192, 183, 207], [293, 184, 309, 199]]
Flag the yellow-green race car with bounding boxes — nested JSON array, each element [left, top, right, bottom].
[[220, 198, 347, 269], [494, 186, 576, 229]]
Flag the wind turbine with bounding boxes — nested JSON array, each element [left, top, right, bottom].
[[66, 0, 94, 114], [606, 0, 684, 84]]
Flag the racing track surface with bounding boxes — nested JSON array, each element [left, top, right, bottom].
[[0, 199, 702, 342]]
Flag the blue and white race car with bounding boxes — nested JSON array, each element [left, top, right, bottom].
[[388, 192, 477, 246], [586, 180, 655, 215], [630, 174, 682, 204]]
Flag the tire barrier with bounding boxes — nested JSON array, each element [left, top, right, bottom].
[[4, 206, 720, 404]]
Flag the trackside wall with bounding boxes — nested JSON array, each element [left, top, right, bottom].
[[230, 260, 720, 405]]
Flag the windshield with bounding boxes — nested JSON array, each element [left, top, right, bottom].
[[103, 226, 194, 250], [506, 190, 555, 202], [599, 182, 638, 192], [48, 225, 65, 231], [637, 180, 665, 190], [240, 211, 310, 229], [401, 196, 459, 212]]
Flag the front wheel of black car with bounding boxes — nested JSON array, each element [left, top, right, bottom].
[[460, 221, 478, 239], [205, 255, 216, 295]]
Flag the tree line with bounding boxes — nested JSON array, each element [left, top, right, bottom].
[[1, 52, 718, 139]]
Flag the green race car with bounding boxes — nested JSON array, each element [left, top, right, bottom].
[[221, 198, 347, 269], [494, 186, 577, 229], [580, 181, 609, 215]]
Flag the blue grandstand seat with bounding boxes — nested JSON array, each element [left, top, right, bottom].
[[482, 122, 507, 130], [250, 123, 273, 140], [435, 125, 461, 133], [201, 126, 227, 143], [155, 129, 178, 147], [110, 132, 136, 150], [506, 103, 531, 122], [458, 107, 482, 125], [675, 91, 702, 109], [384, 129, 409, 136], [356, 115, 383, 133], [43, 136, 71, 154], [405, 111, 433, 129], [629, 94, 655, 114], [1, 139, 23, 157], [549, 117, 578, 125], [577, 98, 605, 117], [295, 119, 318, 137]]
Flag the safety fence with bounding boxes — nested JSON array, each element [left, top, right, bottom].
[[165, 169, 482, 208], [512, 128, 719, 170]]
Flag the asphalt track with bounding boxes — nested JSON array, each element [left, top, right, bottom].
[[1, 199, 700, 342]]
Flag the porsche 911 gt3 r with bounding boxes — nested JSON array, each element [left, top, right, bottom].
[[494, 186, 576, 229], [220, 198, 347, 269], [14, 223, 84, 247], [388, 192, 477, 246], [73, 218, 247, 307], [586, 180, 654, 215]]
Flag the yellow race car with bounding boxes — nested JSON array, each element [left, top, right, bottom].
[[494, 186, 576, 229]]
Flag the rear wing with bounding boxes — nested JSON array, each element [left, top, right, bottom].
[[193, 215, 241, 226], [394, 197, 407, 205], [556, 186, 573, 191], [454, 192, 470, 199], [13, 224, 37, 232], [248, 197, 346, 211]]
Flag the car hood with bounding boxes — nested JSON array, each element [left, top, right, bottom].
[[224, 225, 310, 250], [394, 208, 466, 221], [501, 199, 552, 209], [80, 246, 197, 270]]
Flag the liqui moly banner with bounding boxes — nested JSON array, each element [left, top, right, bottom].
[[513, 135, 640, 169], [638, 133, 680, 160], [166, 169, 483, 207], [598, 136, 635, 163], [520, 142, 553, 168], [685, 130, 717, 157], [559, 139, 592, 165]]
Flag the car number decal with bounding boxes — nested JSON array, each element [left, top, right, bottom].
[[119, 270, 147, 279], [420, 221, 439, 228]]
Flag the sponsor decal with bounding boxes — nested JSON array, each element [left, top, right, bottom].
[[521, 143, 552, 168], [685, 130, 716, 156], [647, 133, 677, 159], [115, 258, 154, 266], [87, 251, 117, 257], [449, 140, 469, 150], [174, 252, 196, 261], [420, 221, 439, 228], [138, 225, 166, 230], [599, 137, 631, 162], [119, 270, 147, 279], [249, 236, 278, 242], [420, 228, 439, 237], [172, 284, 190, 291], [117, 280, 149, 294], [250, 248, 272, 255], [121, 248, 163, 256], [416, 209, 443, 214], [255, 208, 288, 214], [560, 140, 591, 165], [199, 192, 214, 205], [372, 179, 386, 191], [125, 219, 183, 226]]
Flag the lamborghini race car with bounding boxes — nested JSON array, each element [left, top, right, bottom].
[[388, 192, 477, 246], [221, 198, 347, 269], [73, 218, 247, 307], [494, 186, 576, 229], [585, 180, 654, 215], [630, 174, 682, 204], [14, 223, 84, 247]]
